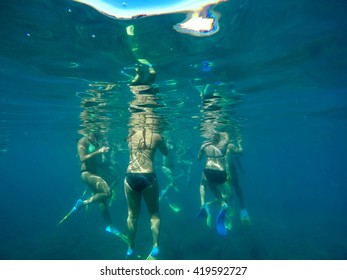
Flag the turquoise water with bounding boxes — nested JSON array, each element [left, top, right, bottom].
[[0, 0, 346, 260]]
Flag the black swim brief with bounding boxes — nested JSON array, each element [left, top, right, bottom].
[[203, 169, 227, 185], [125, 173, 156, 192]]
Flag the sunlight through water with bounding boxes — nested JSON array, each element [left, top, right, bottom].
[[73, 0, 228, 36]]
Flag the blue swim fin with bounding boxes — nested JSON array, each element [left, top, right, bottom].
[[56, 199, 84, 227], [216, 205, 229, 235], [105, 225, 129, 245], [146, 246, 159, 260]]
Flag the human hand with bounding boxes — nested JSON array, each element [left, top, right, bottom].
[[99, 146, 110, 153], [237, 140, 243, 152]]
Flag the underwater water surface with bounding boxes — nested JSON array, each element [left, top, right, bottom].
[[0, 0, 347, 260]]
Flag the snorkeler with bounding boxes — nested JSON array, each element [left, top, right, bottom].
[[57, 131, 113, 227], [198, 132, 251, 234], [159, 140, 182, 213], [124, 65, 169, 260], [197, 132, 234, 235], [227, 138, 252, 226], [159, 140, 175, 200]]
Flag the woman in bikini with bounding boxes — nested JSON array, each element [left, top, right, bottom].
[[124, 65, 168, 259], [198, 132, 231, 207]]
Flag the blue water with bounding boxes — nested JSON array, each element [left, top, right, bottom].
[[0, 0, 347, 260]]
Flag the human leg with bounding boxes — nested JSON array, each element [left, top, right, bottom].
[[143, 177, 160, 248], [124, 179, 141, 253], [81, 172, 112, 205], [230, 164, 251, 224], [199, 174, 208, 207]]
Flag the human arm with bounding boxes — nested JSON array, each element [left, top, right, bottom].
[[159, 165, 174, 201], [237, 139, 243, 153], [162, 141, 174, 166], [227, 138, 243, 154], [197, 143, 207, 161], [219, 132, 230, 146], [157, 135, 169, 156], [198, 138, 218, 160], [77, 138, 109, 162]]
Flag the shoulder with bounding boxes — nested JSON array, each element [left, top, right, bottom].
[[198, 142, 210, 154], [202, 140, 211, 148], [78, 136, 88, 146], [153, 133, 164, 142]]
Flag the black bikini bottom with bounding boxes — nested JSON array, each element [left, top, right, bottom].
[[126, 173, 156, 192], [203, 169, 227, 185]]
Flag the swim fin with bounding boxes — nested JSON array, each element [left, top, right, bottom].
[[56, 199, 84, 227], [146, 246, 159, 260], [224, 214, 233, 231], [216, 204, 229, 235], [124, 248, 142, 260], [240, 209, 252, 226], [105, 225, 129, 245], [168, 202, 181, 213]]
